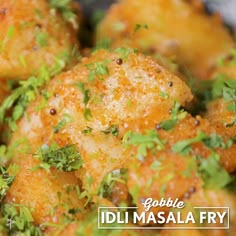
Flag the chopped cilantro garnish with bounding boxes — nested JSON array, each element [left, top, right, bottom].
[[19, 55, 27, 68], [159, 91, 169, 99], [82, 126, 92, 134], [150, 160, 162, 170], [35, 31, 48, 48], [35, 143, 83, 172], [53, 113, 71, 133], [49, 0, 77, 24], [115, 47, 138, 60], [123, 129, 166, 158], [223, 86, 236, 113], [84, 108, 92, 121], [0, 51, 69, 131], [217, 49, 236, 67], [98, 169, 127, 199], [101, 125, 119, 137], [206, 74, 236, 115], [134, 23, 148, 33], [172, 131, 233, 155], [0, 164, 19, 201], [76, 82, 90, 105], [173, 131, 234, 189], [159, 101, 187, 131], [85, 60, 110, 83], [211, 75, 236, 100], [203, 133, 233, 149], [0, 26, 15, 53], [76, 82, 92, 120], [7, 26, 15, 39], [0, 203, 43, 235], [160, 119, 177, 131], [197, 153, 232, 189], [0, 139, 30, 165], [226, 118, 236, 127]]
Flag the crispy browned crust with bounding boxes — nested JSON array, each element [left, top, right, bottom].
[[96, 0, 234, 80], [0, 0, 80, 80]]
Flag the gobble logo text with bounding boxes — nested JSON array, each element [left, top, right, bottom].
[[98, 198, 229, 230]]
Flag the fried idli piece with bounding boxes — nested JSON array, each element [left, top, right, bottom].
[[7, 49, 235, 232], [0, 0, 80, 80], [9, 48, 192, 193], [50, 211, 146, 236], [127, 115, 236, 208], [206, 99, 235, 128], [125, 115, 235, 232], [96, 0, 234, 80], [204, 55, 236, 136], [161, 188, 236, 235], [5, 154, 87, 230]]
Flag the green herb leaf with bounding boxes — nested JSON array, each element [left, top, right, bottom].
[[1, 203, 43, 235], [123, 129, 166, 158], [84, 108, 92, 121], [172, 131, 233, 155], [49, 0, 76, 23], [0, 164, 19, 201], [35, 31, 48, 48], [198, 153, 232, 189], [115, 47, 138, 60], [160, 119, 177, 131], [35, 144, 83, 172], [75, 82, 93, 120], [159, 101, 187, 131], [85, 60, 110, 83], [76, 82, 90, 105], [53, 113, 71, 133], [82, 126, 92, 134], [223, 86, 236, 113], [0, 54, 69, 131], [226, 118, 236, 127], [98, 169, 127, 198], [101, 125, 119, 137], [172, 131, 208, 155], [7, 26, 15, 39], [134, 23, 148, 33], [159, 91, 169, 99], [203, 133, 233, 149]]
